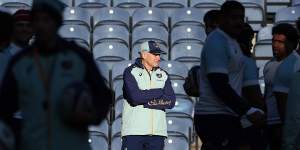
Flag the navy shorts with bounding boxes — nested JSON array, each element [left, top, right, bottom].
[[121, 135, 165, 150]]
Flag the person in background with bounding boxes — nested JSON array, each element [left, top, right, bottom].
[[263, 23, 298, 150], [9, 9, 33, 56], [0, 0, 113, 149], [194, 1, 265, 150], [203, 9, 220, 35], [280, 19, 300, 150], [121, 41, 176, 150], [238, 23, 266, 150], [0, 8, 14, 86]]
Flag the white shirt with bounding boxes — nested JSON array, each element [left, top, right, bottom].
[[195, 28, 245, 116]]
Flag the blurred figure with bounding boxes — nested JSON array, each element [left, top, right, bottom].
[[9, 9, 33, 56], [194, 1, 265, 150], [281, 19, 300, 150], [0, 8, 14, 86], [0, 120, 15, 150], [203, 9, 220, 35], [238, 23, 266, 150], [0, 0, 113, 150], [266, 23, 299, 150]]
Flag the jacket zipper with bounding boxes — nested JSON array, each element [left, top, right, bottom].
[[146, 70, 154, 135]]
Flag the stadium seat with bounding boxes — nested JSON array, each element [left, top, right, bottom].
[[190, 0, 224, 12], [256, 59, 269, 79], [275, 6, 300, 25], [93, 25, 129, 47], [111, 136, 122, 150], [59, 24, 91, 50], [111, 60, 133, 89], [266, 0, 291, 14], [95, 61, 110, 86], [237, 0, 266, 31], [74, 0, 110, 8], [292, 0, 300, 6], [111, 117, 122, 138], [89, 119, 109, 139], [165, 134, 189, 150], [60, 0, 73, 7], [63, 7, 91, 31], [114, 98, 124, 119], [131, 43, 168, 60], [92, 7, 130, 30], [152, 0, 188, 16], [132, 7, 168, 30], [170, 8, 206, 29], [171, 25, 206, 47], [166, 116, 193, 140], [113, 0, 149, 15], [88, 134, 109, 150], [0, 0, 31, 12], [171, 80, 190, 99], [170, 43, 202, 69], [159, 61, 189, 80], [93, 42, 129, 70], [166, 98, 194, 118], [254, 25, 273, 59], [132, 25, 169, 47]]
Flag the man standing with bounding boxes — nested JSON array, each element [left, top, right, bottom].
[[194, 1, 265, 149], [122, 41, 176, 150], [263, 23, 299, 150], [0, 0, 112, 150], [10, 9, 33, 56]]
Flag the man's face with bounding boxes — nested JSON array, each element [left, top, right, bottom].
[[223, 9, 245, 38], [272, 34, 288, 61], [32, 12, 58, 42], [13, 21, 33, 45], [142, 52, 161, 69]]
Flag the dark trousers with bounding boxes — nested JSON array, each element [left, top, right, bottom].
[[121, 135, 165, 150], [241, 126, 267, 150], [194, 114, 242, 150]]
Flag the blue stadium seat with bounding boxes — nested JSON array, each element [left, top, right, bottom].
[[63, 7, 91, 31], [237, 0, 266, 31], [59, 0, 73, 7], [132, 7, 168, 30], [93, 25, 129, 47], [132, 25, 169, 47], [275, 6, 300, 25], [171, 43, 202, 69], [114, 98, 124, 119], [88, 134, 109, 150], [166, 116, 193, 141], [165, 134, 189, 150], [59, 24, 91, 50], [111, 117, 122, 138], [266, 0, 290, 14], [74, 0, 110, 8], [292, 0, 300, 6], [256, 59, 269, 79], [159, 61, 188, 80], [254, 25, 273, 59], [190, 0, 224, 12], [111, 60, 133, 89], [171, 25, 206, 47], [93, 42, 129, 70], [88, 119, 109, 139], [92, 7, 130, 30], [0, 0, 31, 12], [95, 61, 110, 86], [131, 43, 168, 60], [171, 80, 190, 99], [166, 98, 194, 118], [170, 8, 206, 29], [152, 0, 188, 16], [111, 136, 122, 150], [113, 0, 149, 15]]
